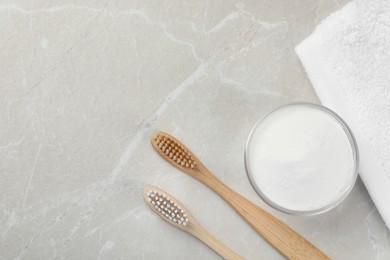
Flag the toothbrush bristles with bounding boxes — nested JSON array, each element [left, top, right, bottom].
[[146, 189, 189, 226], [153, 133, 196, 169]]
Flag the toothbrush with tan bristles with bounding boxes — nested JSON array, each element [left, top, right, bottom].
[[150, 131, 329, 260], [143, 185, 243, 260]]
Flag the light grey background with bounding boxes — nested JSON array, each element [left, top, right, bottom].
[[1, 0, 389, 259]]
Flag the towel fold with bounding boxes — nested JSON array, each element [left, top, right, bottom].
[[296, 0, 390, 228]]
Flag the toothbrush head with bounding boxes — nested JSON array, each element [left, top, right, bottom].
[[144, 186, 190, 229], [151, 131, 197, 170]]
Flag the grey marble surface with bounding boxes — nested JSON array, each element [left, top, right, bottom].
[[1, 0, 390, 259]]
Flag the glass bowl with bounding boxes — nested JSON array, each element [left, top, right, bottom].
[[244, 102, 359, 215]]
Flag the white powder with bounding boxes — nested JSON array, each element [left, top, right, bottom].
[[246, 104, 356, 213]]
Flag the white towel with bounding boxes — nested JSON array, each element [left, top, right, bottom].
[[296, 0, 390, 228]]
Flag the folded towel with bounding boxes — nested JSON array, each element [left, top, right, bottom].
[[296, 0, 390, 228]]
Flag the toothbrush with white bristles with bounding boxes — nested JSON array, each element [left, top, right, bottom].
[[143, 185, 243, 260]]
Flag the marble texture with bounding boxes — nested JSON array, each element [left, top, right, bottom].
[[0, 0, 389, 259]]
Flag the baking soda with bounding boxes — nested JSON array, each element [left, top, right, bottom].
[[246, 104, 356, 213]]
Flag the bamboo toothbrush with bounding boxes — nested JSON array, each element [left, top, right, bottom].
[[150, 131, 329, 260], [143, 185, 243, 260]]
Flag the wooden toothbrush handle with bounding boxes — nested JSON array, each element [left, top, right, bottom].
[[190, 223, 243, 260], [201, 173, 329, 260]]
